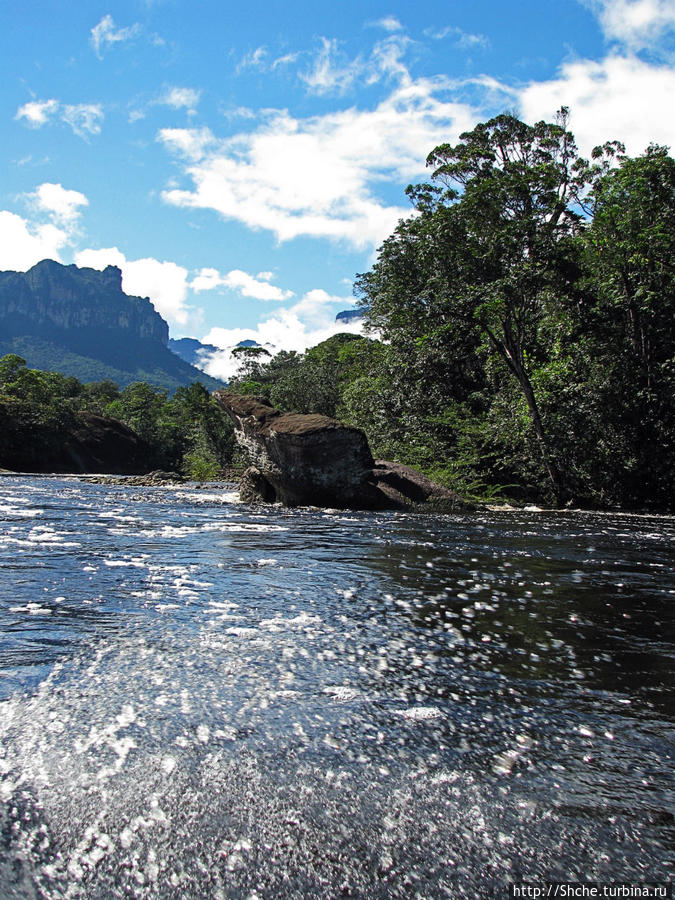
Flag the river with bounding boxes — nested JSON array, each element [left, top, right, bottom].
[[0, 475, 672, 898]]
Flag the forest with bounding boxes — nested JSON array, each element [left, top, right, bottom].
[[0, 355, 234, 480], [1, 111, 673, 510], [229, 111, 675, 511]]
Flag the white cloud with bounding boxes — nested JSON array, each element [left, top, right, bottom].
[[237, 46, 268, 72], [74, 247, 192, 326], [585, 0, 675, 49], [158, 77, 479, 249], [518, 54, 675, 156], [200, 290, 364, 381], [300, 33, 411, 95], [14, 99, 60, 127], [425, 26, 491, 50], [0, 211, 69, 271], [430, 26, 491, 50], [28, 183, 89, 226], [369, 16, 404, 32], [91, 14, 141, 59], [61, 104, 104, 138], [272, 52, 300, 69], [0, 181, 88, 271], [15, 99, 103, 138], [300, 37, 366, 95], [190, 267, 294, 301], [159, 87, 202, 112], [159, 127, 216, 160]]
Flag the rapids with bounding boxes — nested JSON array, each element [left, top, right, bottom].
[[0, 476, 672, 898]]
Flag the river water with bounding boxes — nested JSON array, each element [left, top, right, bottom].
[[0, 475, 672, 899]]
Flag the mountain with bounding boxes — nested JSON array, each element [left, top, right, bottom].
[[0, 260, 223, 392], [335, 308, 363, 324], [168, 337, 220, 367]]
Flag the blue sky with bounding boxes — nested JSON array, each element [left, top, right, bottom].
[[2, 0, 675, 378]]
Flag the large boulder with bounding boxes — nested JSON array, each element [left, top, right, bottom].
[[214, 392, 470, 511]]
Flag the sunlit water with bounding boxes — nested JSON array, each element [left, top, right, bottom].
[[0, 475, 672, 899]]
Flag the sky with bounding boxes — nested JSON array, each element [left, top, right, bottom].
[[2, 0, 675, 379]]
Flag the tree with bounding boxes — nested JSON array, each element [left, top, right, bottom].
[[581, 145, 675, 506], [587, 145, 675, 386], [358, 111, 595, 504]]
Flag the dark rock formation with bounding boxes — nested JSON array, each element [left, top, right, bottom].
[[63, 414, 156, 474], [0, 410, 155, 475], [214, 392, 469, 511]]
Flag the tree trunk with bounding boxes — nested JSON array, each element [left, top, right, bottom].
[[514, 365, 568, 506], [485, 323, 568, 506]]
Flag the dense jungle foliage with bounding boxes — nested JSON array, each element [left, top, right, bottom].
[[0, 355, 234, 480], [229, 111, 675, 510]]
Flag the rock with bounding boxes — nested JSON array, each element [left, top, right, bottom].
[[371, 460, 469, 511], [213, 391, 470, 511], [64, 414, 156, 475], [83, 470, 185, 486], [0, 408, 156, 475]]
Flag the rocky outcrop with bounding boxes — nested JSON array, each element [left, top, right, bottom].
[[0, 260, 168, 344], [214, 392, 469, 511]]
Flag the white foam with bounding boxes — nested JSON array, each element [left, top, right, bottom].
[[398, 706, 442, 722], [9, 602, 52, 615], [323, 686, 361, 702]]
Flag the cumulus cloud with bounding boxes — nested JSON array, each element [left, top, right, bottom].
[[27, 183, 89, 226], [585, 0, 675, 49], [159, 127, 216, 160], [191, 267, 294, 301], [0, 212, 69, 272], [91, 14, 141, 59], [15, 99, 103, 138], [518, 53, 675, 155], [158, 77, 479, 249], [199, 290, 365, 381], [0, 181, 89, 271], [14, 99, 60, 127], [74, 247, 192, 326]]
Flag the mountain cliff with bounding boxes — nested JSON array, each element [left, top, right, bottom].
[[0, 260, 223, 391], [0, 260, 168, 343]]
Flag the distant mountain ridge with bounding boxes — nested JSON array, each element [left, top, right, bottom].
[[168, 337, 220, 367], [335, 308, 363, 324], [0, 260, 223, 392]]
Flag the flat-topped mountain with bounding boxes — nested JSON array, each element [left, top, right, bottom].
[[0, 260, 223, 392]]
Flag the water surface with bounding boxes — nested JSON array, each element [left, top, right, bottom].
[[0, 476, 673, 898]]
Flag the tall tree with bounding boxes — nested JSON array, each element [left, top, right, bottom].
[[359, 111, 593, 504]]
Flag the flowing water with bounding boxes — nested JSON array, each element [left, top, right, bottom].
[[0, 475, 672, 899]]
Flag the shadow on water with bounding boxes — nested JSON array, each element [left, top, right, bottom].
[[0, 479, 673, 897]]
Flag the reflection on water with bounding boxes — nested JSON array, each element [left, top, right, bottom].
[[0, 476, 673, 898]]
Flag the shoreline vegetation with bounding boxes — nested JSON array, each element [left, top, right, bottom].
[[1, 112, 673, 513]]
